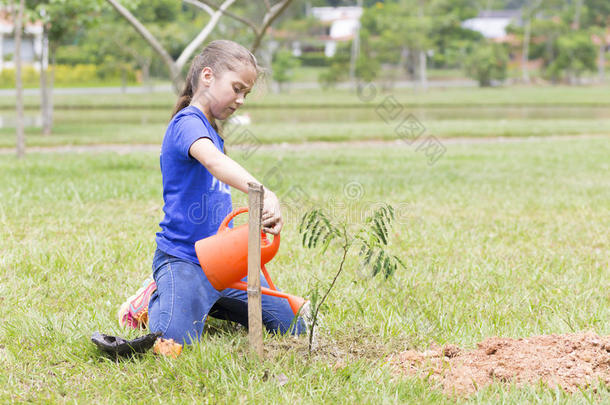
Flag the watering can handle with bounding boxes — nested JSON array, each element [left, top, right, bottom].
[[217, 207, 280, 249]]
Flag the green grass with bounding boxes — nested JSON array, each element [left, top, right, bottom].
[[0, 137, 608, 402], [0, 85, 609, 149], [3, 84, 610, 110], [1, 103, 610, 148], [291, 66, 325, 82]]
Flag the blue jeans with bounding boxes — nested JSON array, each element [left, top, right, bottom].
[[148, 248, 305, 345]]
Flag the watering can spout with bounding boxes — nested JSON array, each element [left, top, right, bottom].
[[286, 295, 307, 316], [195, 207, 306, 316]]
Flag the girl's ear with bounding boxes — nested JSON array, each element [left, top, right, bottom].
[[200, 67, 214, 87]]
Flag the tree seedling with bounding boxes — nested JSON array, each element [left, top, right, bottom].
[[298, 204, 405, 354]]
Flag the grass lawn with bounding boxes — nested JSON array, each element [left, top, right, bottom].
[[2, 115, 610, 148], [2, 84, 610, 110], [1, 102, 609, 148], [0, 137, 608, 402], [0, 85, 609, 149]]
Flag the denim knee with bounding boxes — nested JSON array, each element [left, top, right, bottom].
[[148, 249, 221, 345]]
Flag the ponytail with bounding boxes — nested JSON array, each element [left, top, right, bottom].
[[171, 79, 194, 119]]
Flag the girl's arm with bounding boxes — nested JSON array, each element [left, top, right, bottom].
[[189, 138, 283, 234]]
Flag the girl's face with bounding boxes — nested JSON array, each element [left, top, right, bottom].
[[195, 65, 257, 123]]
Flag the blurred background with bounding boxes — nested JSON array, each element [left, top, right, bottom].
[[1, 0, 609, 149]]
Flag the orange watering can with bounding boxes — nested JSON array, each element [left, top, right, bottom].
[[194, 207, 306, 315]]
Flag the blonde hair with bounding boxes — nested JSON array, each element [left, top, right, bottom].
[[172, 40, 261, 118]]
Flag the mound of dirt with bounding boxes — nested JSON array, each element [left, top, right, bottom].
[[388, 332, 610, 396]]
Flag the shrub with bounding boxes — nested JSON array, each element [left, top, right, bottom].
[[544, 32, 596, 83], [298, 52, 328, 67], [0, 64, 139, 88], [0, 67, 39, 88], [54, 64, 99, 84], [355, 54, 380, 82], [272, 49, 301, 91], [55, 45, 93, 65], [464, 42, 508, 87], [318, 62, 348, 89]]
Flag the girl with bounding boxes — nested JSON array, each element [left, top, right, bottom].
[[121, 40, 305, 346]]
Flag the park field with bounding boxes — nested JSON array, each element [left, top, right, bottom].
[[3, 84, 610, 109], [0, 136, 608, 402], [1, 85, 610, 148]]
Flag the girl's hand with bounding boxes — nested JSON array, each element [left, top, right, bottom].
[[262, 189, 283, 235], [189, 139, 283, 233]]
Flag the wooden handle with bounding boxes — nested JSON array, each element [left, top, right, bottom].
[[247, 182, 264, 357]]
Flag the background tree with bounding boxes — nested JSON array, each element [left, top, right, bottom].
[[358, 0, 480, 89], [521, 1, 601, 83], [519, 0, 542, 83], [106, 0, 294, 93], [271, 48, 300, 92], [545, 31, 597, 84], [427, 0, 481, 70], [582, 0, 610, 82], [317, 45, 349, 89], [27, 0, 101, 135], [465, 41, 508, 86], [14, 0, 25, 157]]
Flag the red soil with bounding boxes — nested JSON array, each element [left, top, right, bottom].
[[388, 332, 610, 396]]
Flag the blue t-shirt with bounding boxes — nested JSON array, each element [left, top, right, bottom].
[[155, 106, 233, 264]]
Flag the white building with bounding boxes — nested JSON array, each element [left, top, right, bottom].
[[311, 6, 363, 57], [0, 9, 47, 71], [461, 10, 522, 39]]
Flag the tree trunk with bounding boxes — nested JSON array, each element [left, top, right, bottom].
[[599, 42, 606, 83], [250, 0, 293, 54], [40, 25, 51, 135], [408, 49, 417, 90], [121, 68, 127, 93], [15, 0, 25, 158], [522, 16, 531, 84], [417, 0, 427, 90], [48, 48, 55, 133], [349, 0, 362, 87], [419, 50, 427, 90], [572, 0, 583, 30], [141, 58, 152, 92]]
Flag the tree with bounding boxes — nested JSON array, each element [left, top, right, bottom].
[[79, 17, 154, 92], [14, 0, 25, 157], [582, 0, 610, 82], [27, 0, 101, 135], [318, 60, 348, 90], [591, 27, 609, 83], [298, 205, 404, 353], [427, 0, 481, 70], [106, 0, 294, 93], [271, 49, 299, 92], [520, 0, 542, 83], [317, 44, 350, 89], [545, 31, 597, 84], [364, 0, 433, 88], [359, 0, 480, 89], [465, 42, 508, 87]]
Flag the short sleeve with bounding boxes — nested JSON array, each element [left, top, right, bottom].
[[173, 115, 214, 159]]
